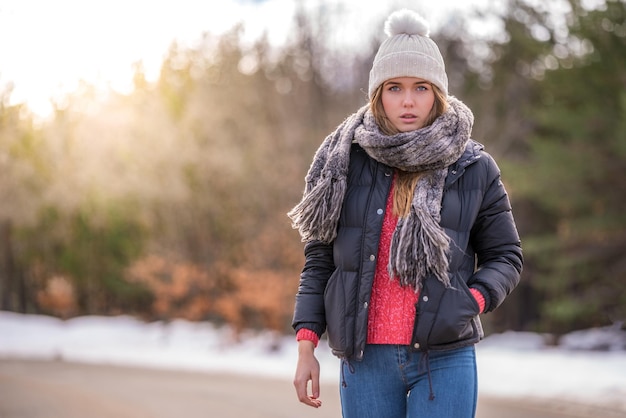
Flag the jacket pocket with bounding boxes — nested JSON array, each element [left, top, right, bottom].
[[426, 275, 480, 347]]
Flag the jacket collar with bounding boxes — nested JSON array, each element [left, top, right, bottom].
[[445, 140, 483, 187]]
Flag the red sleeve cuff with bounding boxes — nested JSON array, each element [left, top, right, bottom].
[[296, 328, 319, 348], [470, 288, 486, 314]]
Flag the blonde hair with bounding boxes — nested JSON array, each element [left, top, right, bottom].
[[370, 83, 448, 217]]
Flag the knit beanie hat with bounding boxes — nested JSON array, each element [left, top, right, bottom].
[[368, 9, 448, 99]]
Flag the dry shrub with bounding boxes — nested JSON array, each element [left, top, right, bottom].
[[217, 267, 295, 334], [126, 255, 215, 321], [36, 275, 77, 318], [126, 255, 297, 334]]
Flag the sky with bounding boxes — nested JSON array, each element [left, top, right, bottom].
[[0, 0, 501, 118], [1, 311, 625, 414]]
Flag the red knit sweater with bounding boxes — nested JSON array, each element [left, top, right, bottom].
[[297, 177, 485, 348], [366, 181, 417, 344]]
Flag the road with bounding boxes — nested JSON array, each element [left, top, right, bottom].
[[0, 359, 623, 418]]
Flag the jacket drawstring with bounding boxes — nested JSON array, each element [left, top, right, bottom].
[[341, 358, 355, 387], [420, 350, 436, 400]]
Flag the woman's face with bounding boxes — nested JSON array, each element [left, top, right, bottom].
[[381, 77, 435, 132]]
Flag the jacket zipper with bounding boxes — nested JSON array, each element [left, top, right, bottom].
[[355, 161, 392, 361]]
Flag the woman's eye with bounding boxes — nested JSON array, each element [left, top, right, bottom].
[[388, 85, 400, 92], [416, 85, 428, 91]]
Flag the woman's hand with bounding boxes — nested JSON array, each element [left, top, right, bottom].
[[293, 340, 322, 408]]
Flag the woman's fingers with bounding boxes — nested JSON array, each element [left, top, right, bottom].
[[294, 348, 322, 408]]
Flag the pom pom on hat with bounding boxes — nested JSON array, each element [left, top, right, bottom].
[[368, 9, 448, 99], [384, 9, 430, 37]]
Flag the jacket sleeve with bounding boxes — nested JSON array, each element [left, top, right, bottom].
[[468, 153, 523, 313], [292, 239, 335, 338]]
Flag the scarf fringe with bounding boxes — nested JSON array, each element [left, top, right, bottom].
[[287, 175, 347, 243], [389, 208, 451, 290]]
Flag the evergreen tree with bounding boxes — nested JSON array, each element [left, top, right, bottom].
[[508, 0, 626, 332]]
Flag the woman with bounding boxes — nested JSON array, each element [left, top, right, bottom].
[[288, 9, 523, 418]]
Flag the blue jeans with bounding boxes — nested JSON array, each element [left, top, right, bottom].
[[340, 345, 477, 418]]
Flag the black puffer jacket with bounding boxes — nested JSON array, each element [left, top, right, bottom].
[[292, 140, 523, 361]]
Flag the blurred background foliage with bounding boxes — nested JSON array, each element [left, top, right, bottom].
[[0, 0, 624, 339]]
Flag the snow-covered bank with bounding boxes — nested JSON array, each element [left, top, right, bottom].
[[1, 311, 625, 413]]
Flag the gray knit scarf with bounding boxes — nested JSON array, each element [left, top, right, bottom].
[[288, 96, 474, 290]]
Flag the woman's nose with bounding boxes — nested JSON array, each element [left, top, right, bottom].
[[402, 92, 414, 106]]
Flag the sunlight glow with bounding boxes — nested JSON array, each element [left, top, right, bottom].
[[0, 0, 296, 118]]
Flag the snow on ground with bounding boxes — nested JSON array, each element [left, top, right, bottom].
[[1, 311, 625, 413]]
